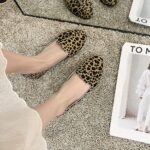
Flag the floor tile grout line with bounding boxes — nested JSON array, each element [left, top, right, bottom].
[[13, 0, 150, 38]]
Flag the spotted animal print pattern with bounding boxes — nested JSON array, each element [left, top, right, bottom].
[[57, 30, 87, 57], [76, 56, 103, 89], [23, 30, 87, 79], [100, 0, 118, 6], [64, 0, 93, 19]]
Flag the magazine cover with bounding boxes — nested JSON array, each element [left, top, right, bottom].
[[110, 42, 150, 144], [129, 0, 150, 27]]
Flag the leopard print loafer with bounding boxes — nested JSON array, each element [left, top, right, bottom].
[[23, 30, 87, 79], [65, 55, 103, 111], [100, 0, 118, 7], [57, 30, 87, 57], [64, 0, 93, 19], [76, 55, 103, 89]]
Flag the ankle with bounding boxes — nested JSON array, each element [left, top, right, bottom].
[[26, 57, 48, 74], [54, 93, 71, 108], [48, 94, 69, 117]]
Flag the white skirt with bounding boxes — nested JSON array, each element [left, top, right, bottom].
[[0, 43, 48, 150]]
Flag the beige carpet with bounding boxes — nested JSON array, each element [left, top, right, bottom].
[[14, 0, 150, 36], [1, 0, 150, 150]]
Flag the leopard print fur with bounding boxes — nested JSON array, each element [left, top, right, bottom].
[[57, 30, 87, 57], [64, 0, 93, 19], [23, 30, 87, 79], [100, 0, 118, 6], [76, 56, 103, 89]]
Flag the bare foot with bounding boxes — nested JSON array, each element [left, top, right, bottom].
[[135, 123, 143, 132], [35, 73, 91, 127], [135, 128, 142, 132], [143, 126, 150, 133], [34, 41, 68, 72], [57, 73, 91, 110]]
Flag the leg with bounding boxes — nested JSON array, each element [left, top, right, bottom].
[[143, 93, 150, 133], [136, 97, 148, 131], [34, 55, 103, 128], [34, 73, 90, 128], [2, 50, 44, 74], [2, 41, 68, 74], [144, 105, 150, 133]]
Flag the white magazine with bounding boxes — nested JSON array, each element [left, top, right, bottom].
[[110, 42, 150, 144], [129, 0, 150, 27]]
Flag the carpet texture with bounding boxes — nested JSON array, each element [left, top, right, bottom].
[[1, 0, 150, 150], [14, 0, 150, 36]]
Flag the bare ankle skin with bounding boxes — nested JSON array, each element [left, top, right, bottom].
[[3, 41, 67, 74], [35, 74, 90, 128], [32, 41, 68, 73]]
